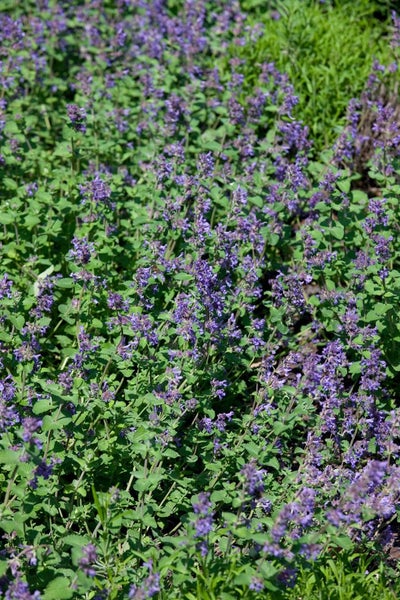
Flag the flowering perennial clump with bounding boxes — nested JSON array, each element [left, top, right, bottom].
[[0, 1, 400, 598]]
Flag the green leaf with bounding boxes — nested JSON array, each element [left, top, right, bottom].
[[174, 272, 193, 281], [331, 535, 354, 550], [0, 449, 21, 465], [3, 177, 18, 190], [92, 485, 106, 524], [8, 314, 25, 330], [33, 399, 53, 414], [337, 177, 351, 193], [24, 214, 41, 228], [63, 534, 91, 547], [273, 421, 288, 435], [0, 212, 15, 225], [36, 191, 53, 204], [211, 490, 230, 503], [372, 302, 389, 316], [351, 189, 368, 204], [234, 526, 251, 539], [331, 223, 344, 240], [0, 560, 8, 577], [54, 142, 72, 157], [42, 415, 71, 431], [266, 457, 280, 471], [349, 361, 361, 375], [232, 497, 242, 509], [133, 473, 164, 492], [268, 232, 280, 246], [43, 578, 73, 600], [249, 195, 263, 208], [0, 516, 26, 537], [55, 278, 74, 288], [233, 572, 251, 586], [325, 279, 335, 291]]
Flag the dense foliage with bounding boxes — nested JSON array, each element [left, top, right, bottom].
[[1, 1, 400, 598], [235, 0, 398, 150]]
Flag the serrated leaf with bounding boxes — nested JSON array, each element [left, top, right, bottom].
[[210, 490, 229, 503], [331, 223, 344, 240], [54, 142, 72, 157], [8, 315, 25, 330], [33, 399, 53, 414], [331, 535, 354, 550], [273, 421, 287, 435], [0, 213, 15, 225], [43, 578, 73, 600], [266, 457, 280, 470], [250, 195, 263, 207], [63, 534, 91, 547], [42, 415, 71, 431], [133, 473, 164, 492], [3, 177, 18, 190], [0, 449, 21, 465], [25, 214, 41, 228], [351, 189, 368, 203], [337, 178, 351, 193]]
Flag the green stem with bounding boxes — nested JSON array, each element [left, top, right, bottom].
[[1, 465, 18, 514]]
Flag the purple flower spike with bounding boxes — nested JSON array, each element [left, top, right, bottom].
[[66, 104, 87, 133], [4, 578, 41, 600], [129, 562, 161, 599], [241, 460, 266, 497], [192, 492, 214, 556], [79, 543, 97, 578]]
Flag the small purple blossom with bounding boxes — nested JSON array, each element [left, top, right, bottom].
[[107, 292, 129, 311], [0, 376, 19, 431], [4, 578, 41, 600], [73, 326, 99, 368], [25, 182, 38, 197], [391, 10, 400, 49], [69, 236, 95, 266], [241, 460, 266, 497], [359, 348, 386, 393], [215, 411, 234, 432], [66, 104, 87, 133], [79, 543, 97, 578], [192, 492, 214, 555], [0, 274, 13, 300], [277, 567, 297, 588], [21, 417, 42, 446], [211, 379, 228, 400], [80, 175, 111, 205], [249, 577, 264, 592], [29, 459, 56, 489], [194, 515, 213, 538], [197, 152, 214, 178], [129, 561, 161, 599]]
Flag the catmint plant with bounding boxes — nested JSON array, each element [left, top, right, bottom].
[[0, 1, 400, 599]]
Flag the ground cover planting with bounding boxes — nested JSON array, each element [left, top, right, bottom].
[[1, 0, 400, 598], [236, 0, 397, 151]]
